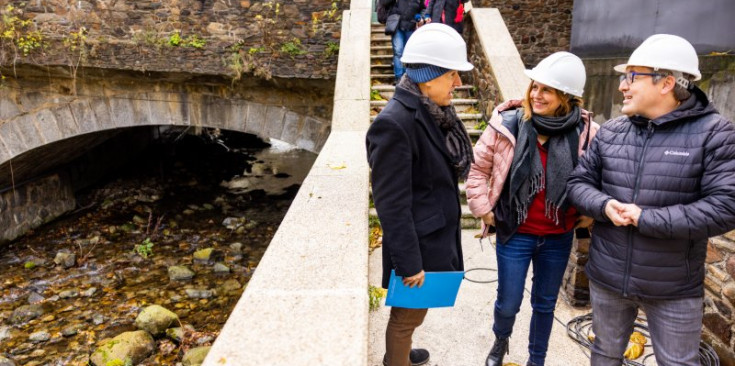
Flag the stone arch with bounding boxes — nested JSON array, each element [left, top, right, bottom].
[[0, 91, 331, 167]]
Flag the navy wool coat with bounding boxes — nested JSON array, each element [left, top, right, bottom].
[[366, 87, 464, 289]]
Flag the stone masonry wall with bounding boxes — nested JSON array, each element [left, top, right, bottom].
[[561, 234, 589, 307], [473, 0, 574, 68], [703, 233, 735, 365], [0, 174, 76, 243], [463, 19, 501, 118], [1, 0, 348, 79]]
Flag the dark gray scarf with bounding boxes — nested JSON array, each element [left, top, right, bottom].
[[508, 106, 582, 225], [398, 76, 474, 179]]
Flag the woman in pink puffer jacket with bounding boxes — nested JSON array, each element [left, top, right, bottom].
[[466, 52, 599, 366]]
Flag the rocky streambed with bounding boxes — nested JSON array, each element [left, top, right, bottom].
[[0, 131, 316, 365]]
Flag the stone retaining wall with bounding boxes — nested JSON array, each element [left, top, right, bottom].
[[1, 0, 348, 79], [472, 0, 574, 68], [703, 233, 735, 364], [0, 174, 76, 243], [464, 19, 501, 117]]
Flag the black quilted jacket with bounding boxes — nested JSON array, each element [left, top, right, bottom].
[[567, 87, 735, 299]]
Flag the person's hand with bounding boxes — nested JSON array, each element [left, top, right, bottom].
[[575, 215, 594, 229], [481, 212, 495, 226], [425, 17, 432, 23], [619, 203, 642, 227], [403, 270, 425, 288], [605, 200, 632, 226]]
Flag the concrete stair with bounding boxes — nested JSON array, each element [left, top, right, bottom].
[[369, 22, 482, 230]]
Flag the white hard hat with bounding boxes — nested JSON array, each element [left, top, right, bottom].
[[614, 34, 701, 81], [400, 23, 473, 71], [524, 51, 586, 97]]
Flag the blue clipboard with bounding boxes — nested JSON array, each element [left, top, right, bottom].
[[385, 270, 464, 308]]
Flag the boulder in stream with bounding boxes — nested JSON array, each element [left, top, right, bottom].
[[89, 330, 155, 366], [9, 304, 45, 325], [182, 346, 211, 366], [134, 305, 179, 336], [168, 265, 195, 281], [54, 251, 76, 268]]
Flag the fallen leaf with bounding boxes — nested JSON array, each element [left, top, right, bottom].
[[328, 163, 347, 170]]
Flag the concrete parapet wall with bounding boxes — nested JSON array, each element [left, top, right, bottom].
[[203, 1, 371, 365]]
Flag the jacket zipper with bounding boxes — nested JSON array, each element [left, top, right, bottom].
[[623, 122, 654, 297]]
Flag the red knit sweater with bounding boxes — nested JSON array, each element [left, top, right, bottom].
[[517, 142, 578, 235]]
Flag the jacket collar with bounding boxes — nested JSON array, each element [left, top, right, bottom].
[[634, 86, 717, 127], [393, 86, 452, 161]]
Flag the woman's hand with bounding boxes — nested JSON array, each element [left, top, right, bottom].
[[403, 270, 425, 288], [481, 212, 495, 226]]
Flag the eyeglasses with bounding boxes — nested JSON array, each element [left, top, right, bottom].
[[619, 71, 665, 84]]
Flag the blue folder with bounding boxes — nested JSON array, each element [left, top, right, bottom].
[[385, 270, 464, 308]]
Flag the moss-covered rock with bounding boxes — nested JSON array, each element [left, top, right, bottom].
[[89, 330, 155, 366], [134, 305, 179, 336]]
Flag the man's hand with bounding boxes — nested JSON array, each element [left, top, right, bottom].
[[619, 203, 642, 227], [481, 212, 495, 226], [605, 200, 632, 226], [403, 270, 425, 288]]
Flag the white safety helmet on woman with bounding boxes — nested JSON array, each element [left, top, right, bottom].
[[524, 51, 586, 97], [614, 34, 701, 81]]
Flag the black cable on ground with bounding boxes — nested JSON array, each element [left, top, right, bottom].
[[463, 267, 497, 284], [566, 313, 719, 366]]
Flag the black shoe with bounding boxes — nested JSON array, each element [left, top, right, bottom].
[[485, 337, 509, 366], [382, 348, 430, 366]]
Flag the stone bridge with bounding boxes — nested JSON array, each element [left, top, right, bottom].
[[0, 67, 333, 242]]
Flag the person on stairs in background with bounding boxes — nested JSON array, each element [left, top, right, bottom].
[[366, 23, 474, 366], [465, 51, 598, 366], [567, 34, 735, 366], [425, 0, 468, 34], [380, 0, 427, 84]]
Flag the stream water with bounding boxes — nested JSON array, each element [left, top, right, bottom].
[[0, 130, 316, 365]]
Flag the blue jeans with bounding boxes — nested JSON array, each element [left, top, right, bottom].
[[391, 28, 414, 81], [493, 231, 573, 365], [589, 281, 703, 366]]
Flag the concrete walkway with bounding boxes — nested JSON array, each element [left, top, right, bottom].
[[369, 230, 593, 366]]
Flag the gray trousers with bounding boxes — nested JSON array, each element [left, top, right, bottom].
[[589, 281, 703, 366]]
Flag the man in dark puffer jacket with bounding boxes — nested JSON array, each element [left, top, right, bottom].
[[568, 34, 735, 366]]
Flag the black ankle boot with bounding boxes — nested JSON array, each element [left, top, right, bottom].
[[485, 337, 509, 366]]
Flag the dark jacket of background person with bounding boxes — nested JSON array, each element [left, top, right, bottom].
[[366, 87, 464, 289], [567, 86, 735, 300], [382, 0, 426, 32], [426, 0, 468, 34]]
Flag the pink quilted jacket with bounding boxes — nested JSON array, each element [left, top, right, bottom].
[[466, 99, 600, 218]]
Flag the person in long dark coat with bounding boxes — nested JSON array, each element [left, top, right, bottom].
[[366, 23, 474, 366]]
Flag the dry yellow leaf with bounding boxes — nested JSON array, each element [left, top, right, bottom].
[[623, 342, 644, 360], [629, 331, 646, 345]]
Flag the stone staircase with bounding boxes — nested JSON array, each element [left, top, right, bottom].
[[368, 23, 482, 230]]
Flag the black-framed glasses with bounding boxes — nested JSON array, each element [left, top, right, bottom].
[[619, 71, 665, 84]]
